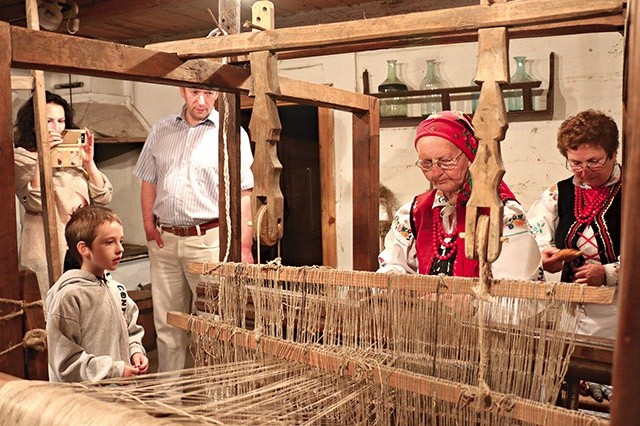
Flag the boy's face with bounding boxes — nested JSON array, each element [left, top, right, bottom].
[[81, 220, 124, 276]]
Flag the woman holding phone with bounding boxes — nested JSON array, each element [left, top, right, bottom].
[[14, 91, 113, 303]]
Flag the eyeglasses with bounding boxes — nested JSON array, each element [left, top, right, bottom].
[[415, 151, 464, 172], [565, 157, 608, 172]]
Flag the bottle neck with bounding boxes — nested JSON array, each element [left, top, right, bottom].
[[512, 57, 530, 82], [425, 61, 436, 80], [387, 61, 398, 80]]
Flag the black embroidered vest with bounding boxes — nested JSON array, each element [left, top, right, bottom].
[[555, 177, 621, 266]]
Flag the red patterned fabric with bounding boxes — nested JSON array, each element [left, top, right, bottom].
[[414, 111, 478, 160]]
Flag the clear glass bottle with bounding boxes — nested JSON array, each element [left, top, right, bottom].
[[419, 59, 444, 116], [507, 56, 534, 111], [470, 78, 479, 114], [378, 60, 408, 117]]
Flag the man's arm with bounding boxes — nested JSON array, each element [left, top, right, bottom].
[[240, 189, 254, 263], [141, 181, 163, 248]]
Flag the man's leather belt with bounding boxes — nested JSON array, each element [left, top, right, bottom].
[[160, 219, 219, 237]]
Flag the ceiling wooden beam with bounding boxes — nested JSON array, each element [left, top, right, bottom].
[[9, 26, 372, 113], [276, 15, 624, 61], [146, 0, 623, 58]]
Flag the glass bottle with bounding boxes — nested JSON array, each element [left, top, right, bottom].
[[470, 78, 479, 114], [507, 56, 534, 111], [419, 59, 444, 116], [378, 59, 408, 117]]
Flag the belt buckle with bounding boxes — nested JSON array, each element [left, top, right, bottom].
[[177, 226, 191, 237], [166, 225, 187, 237]]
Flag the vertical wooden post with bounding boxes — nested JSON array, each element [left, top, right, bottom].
[[0, 21, 26, 378], [611, 0, 640, 422], [318, 108, 337, 267], [352, 98, 380, 271], [26, 0, 62, 284], [218, 0, 243, 262]]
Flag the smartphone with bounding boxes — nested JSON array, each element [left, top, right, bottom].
[[51, 129, 86, 167], [60, 129, 87, 146]]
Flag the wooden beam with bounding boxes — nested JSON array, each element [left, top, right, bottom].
[[26, 0, 62, 295], [191, 261, 617, 304], [0, 21, 24, 379], [352, 103, 380, 271], [168, 311, 608, 426], [612, 0, 640, 422], [146, 0, 623, 58], [9, 26, 372, 113], [217, 0, 243, 262], [274, 15, 623, 60], [318, 108, 337, 267], [20, 271, 47, 380]]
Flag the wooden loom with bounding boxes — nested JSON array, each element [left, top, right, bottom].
[[1, 0, 639, 424]]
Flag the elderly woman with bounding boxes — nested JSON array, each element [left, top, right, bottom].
[[527, 109, 621, 338], [378, 111, 542, 281]]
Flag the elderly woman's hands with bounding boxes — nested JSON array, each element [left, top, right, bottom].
[[540, 246, 563, 273], [574, 263, 607, 286]]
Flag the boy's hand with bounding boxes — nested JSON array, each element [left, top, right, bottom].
[[123, 364, 140, 377], [131, 352, 150, 374]]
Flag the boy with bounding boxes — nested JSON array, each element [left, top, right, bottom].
[[46, 204, 149, 382]]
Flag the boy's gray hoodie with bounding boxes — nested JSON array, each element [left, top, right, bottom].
[[46, 270, 145, 383]]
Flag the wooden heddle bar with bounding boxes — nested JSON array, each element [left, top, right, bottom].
[[190, 262, 615, 304]]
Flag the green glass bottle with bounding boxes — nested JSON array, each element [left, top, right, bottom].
[[419, 59, 444, 116], [507, 56, 534, 111], [378, 60, 408, 117]]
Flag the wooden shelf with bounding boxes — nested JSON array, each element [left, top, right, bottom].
[[368, 52, 555, 127]]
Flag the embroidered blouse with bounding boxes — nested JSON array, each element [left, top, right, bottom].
[[378, 188, 544, 281]]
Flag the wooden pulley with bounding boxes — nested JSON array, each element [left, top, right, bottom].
[[249, 50, 284, 246]]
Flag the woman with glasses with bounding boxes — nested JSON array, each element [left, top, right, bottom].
[[528, 109, 620, 338], [378, 111, 542, 281]]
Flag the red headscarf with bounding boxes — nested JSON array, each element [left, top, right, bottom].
[[414, 111, 478, 161]]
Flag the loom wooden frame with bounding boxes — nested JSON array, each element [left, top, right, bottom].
[[190, 261, 615, 304], [1, 0, 638, 423], [168, 311, 609, 426]]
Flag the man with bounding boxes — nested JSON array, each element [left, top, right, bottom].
[[133, 87, 254, 374]]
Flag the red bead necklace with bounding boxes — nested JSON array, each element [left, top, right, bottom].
[[574, 185, 612, 225], [432, 208, 458, 261]]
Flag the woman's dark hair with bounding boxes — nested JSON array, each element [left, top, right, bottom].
[[14, 91, 76, 151]]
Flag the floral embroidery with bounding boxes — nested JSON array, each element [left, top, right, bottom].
[[504, 212, 527, 230], [393, 216, 413, 242], [529, 221, 546, 236]]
